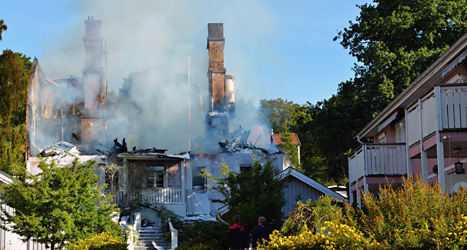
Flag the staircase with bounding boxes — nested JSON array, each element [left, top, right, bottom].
[[134, 225, 172, 250]]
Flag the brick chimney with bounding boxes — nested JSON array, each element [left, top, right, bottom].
[[207, 23, 226, 112], [80, 16, 106, 143]]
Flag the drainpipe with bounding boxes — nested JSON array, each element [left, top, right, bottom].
[[357, 135, 364, 144]]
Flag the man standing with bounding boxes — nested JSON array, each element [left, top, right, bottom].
[[227, 215, 248, 250], [251, 216, 272, 249]]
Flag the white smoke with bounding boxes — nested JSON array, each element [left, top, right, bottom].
[[39, 0, 276, 153]]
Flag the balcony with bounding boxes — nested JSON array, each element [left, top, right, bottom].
[[407, 84, 467, 147], [349, 144, 407, 185]]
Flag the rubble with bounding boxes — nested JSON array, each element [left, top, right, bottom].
[[218, 126, 281, 155], [38, 141, 107, 166]]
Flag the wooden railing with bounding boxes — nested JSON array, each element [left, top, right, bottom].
[[112, 188, 183, 204], [407, 85, 467, 147], [349, 144, 407, 184]]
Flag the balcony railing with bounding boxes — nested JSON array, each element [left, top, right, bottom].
[[407, 85, 467, 147], [349, 144, 407, 185], [112, 188, 184, 204]]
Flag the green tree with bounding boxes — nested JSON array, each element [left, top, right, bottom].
[[295, 80, 368, 185], [0, 50, 32, 176], [335, 0, 467, 111], [0, 19, 6, 40], [258, 98, 300, 133], [277, 122, 300, 169], [0, 159, 120, 250], [204, 159, 287, 235]]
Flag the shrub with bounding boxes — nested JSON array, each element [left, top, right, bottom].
[[265, 178, 467, 249], [281, 195, 344, 236], [177, 221, 229, 250], [157, 205, 183, 241], [260, 221, 382, 250], [67, 231, 127, 250]]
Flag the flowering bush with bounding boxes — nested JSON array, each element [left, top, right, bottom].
[[263, 178, 467, 249], [259, 221, 381, 250], [67, 231, 127, 250]]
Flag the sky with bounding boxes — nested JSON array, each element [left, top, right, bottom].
[[0, 0, 368, 106]]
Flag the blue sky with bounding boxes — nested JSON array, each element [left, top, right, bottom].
[[0, 0, 368, 106]]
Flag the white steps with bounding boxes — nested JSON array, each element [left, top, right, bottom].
[[134, 225, 171, 250]]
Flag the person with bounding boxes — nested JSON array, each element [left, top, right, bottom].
[[227, 215, 248, 250], [251, 216, 272, 249]]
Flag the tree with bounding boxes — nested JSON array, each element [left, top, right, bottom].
[[0, 159, 120, 250], [204, 159, 287, 235], [335, 0, 467, 111], [258, 98, 300, 133], [0, 19, 6, 40], [0, 50, 32, 176]]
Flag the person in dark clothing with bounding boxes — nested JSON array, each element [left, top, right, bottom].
[[251, 216, 272, 249], [227, 215, 248, 250]]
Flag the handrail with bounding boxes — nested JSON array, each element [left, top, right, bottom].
[[168, 219, 178, 249]]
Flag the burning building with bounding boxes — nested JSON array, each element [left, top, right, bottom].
[[23, 17, 344, 226], [27, 16, 107, 156]]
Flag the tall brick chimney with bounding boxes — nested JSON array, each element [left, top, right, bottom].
[[207, 23, 226, 112], [206, 23, 236, 142], [80, 16, 106, 143], [83, 16, 105, 113]]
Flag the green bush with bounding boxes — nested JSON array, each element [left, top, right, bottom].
[[157, 205, 183, 241], [67, 231, 127, 250], [177, 221, 229, 250], [263, 178, 467, 250]]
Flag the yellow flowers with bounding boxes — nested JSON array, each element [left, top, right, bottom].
[[258, 221, 381, 250]]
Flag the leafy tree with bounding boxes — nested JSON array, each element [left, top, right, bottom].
[[276, 123, 300, 169], [0, 50, 32, 176], [335, 0, 467, 110], [0, 159, 120, 250], [204, 159, 287, 236], [295, 80, 369, 185], [258, 98, 300, 133], [0, 19, 6, 40]]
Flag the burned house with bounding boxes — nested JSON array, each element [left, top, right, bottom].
[[27, 16, 107, 157], [23, 18, 342, 224]]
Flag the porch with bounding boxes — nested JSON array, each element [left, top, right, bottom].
[[348, 143, 407, 206]]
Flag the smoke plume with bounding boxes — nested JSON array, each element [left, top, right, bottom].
[[39, 0, 276, 153]]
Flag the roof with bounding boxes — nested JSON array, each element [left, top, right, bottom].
[[277, 167, 346, 201], [272, 133, 301, 145], [358, 31, 467, 138], [118, 151, 190, 160], [0, 171, 14, 184]]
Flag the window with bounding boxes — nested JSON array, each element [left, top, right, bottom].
[[192, 166, 206, 190], [378, 133, 386, 143], [147, 166, 164, 188], [240, 164, 252, 172]]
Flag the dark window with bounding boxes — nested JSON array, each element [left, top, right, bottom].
[[147, 166, 164, 188], [240, 164, 252, 172], [192, 166, 206, 189]]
